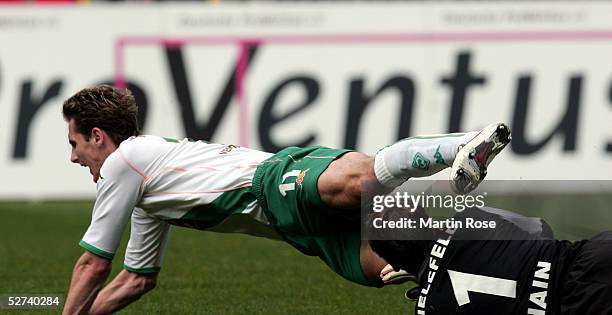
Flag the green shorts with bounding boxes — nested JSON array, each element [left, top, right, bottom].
[[252, 146, 372, 286]]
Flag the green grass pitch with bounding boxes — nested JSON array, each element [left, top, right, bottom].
[[1, 194, 610, 314], [0, 201, 413, 314]]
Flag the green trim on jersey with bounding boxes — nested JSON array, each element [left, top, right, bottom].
[[124, 264, 161, 274], [79, 240, 114, 260], [171, 187, 258, 230]]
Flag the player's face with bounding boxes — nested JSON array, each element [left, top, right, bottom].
[[67, 119, 107, 183]]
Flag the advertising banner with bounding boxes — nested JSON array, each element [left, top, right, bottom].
[[1, 2, 611, 198]]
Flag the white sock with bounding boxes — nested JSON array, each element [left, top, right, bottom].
[[374, 131, 478, 187]]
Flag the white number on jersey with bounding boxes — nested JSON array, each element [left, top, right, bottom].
[[278, 170, 302, 196], [447, 269, 517, 306]]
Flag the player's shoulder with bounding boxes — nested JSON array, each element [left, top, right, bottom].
[[120, 135, 168, 149], [120, 135, 221, 150], [100, 136, 166, 179], [119, 135, 174, 157], [99, 149, 136, 182]]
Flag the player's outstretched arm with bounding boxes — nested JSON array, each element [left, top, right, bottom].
[[89, 269, 157, 314], [63, 251, 112, 315]]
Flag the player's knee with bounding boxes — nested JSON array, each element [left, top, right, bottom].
[[318, 153, 373, 207], [339, 154, 375, 196]]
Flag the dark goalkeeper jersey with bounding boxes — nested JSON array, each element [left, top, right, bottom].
[[413, 207, 580, 315]]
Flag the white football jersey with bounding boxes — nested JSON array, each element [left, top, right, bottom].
[[79, 136, 280, 273]]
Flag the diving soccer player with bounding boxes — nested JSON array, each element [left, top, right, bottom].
[[61, 85, 510, 314]]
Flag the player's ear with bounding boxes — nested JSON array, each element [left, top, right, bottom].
[[90, 127, 104, 144]]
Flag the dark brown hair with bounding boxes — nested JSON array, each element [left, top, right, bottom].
[[63, 84, 140, 146]]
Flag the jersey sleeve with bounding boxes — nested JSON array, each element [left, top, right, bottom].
[[123, 207, 170, 274], [79, 150, 145, 260]]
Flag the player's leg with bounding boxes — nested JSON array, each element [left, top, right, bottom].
[[318, 123, 511, 209], [252, 146, 417, 286], [317, 152, 374, 209]]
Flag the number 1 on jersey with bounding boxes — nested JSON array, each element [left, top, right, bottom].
[[447, 270, 517, 306], [279, 170, 302, 196]]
